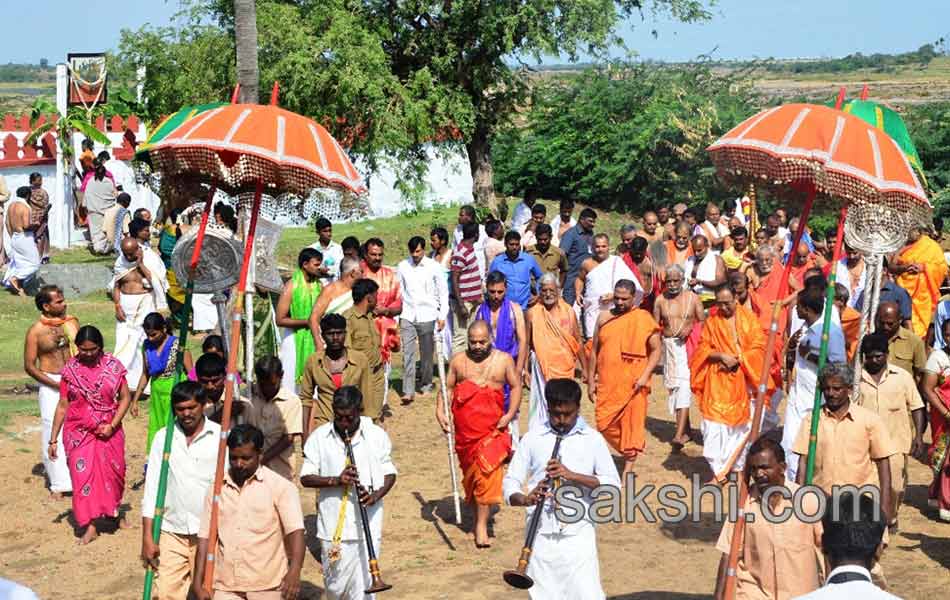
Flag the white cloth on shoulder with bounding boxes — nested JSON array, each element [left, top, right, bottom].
[[662, 336, 691, 414], [109, 245, 169, 312], [528, 353, 549, 433], [39, 374, 71, 493], [581, 256, 642, 338], [114, 292, 155, 387], [2, 197, 40, 287]]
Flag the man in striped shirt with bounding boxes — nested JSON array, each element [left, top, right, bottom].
[[451, 222, 484, 353]]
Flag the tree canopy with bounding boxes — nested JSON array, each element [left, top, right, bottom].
[[114, 0, 713, 208]]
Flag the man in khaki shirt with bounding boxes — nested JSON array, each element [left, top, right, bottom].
[[246, 357, 303, 481], [714, 437, 823, 600], [857, 333, 926, 530], [343, 278, 385, 422], [527, 224, 569, 288], [876, 301, 927, 380], [300, 313, 373, 438], [192, 424, 305, 600]]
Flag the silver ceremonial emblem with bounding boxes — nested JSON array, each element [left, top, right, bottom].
[[171, 224, 243, 293]]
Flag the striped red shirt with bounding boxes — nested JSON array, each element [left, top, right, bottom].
[[451, 241, 482, 303]]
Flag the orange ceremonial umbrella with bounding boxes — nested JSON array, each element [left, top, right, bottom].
[[705, 102, 932, 600], [146, 102, 367, 196]]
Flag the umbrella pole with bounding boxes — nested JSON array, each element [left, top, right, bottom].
[[722, 186, 815, 600], [142, 187, 216, 600], [803, 206, 847, 484], [245, 213, 256, 394], [201, 180, 264, 594]]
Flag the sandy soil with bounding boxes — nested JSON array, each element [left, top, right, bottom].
[[1, 377, 947, 600]]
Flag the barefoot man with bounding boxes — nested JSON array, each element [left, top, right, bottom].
[[3, 186, 41, 296], [23, 285, 78, 498], [576, 234, 642, 342], [890, 223, 949, 338], [112, 237, 167, 388], [588, 279, 661, 477], [437, 320, 521, 548], [525, 273, 585, 432], [690, 286, 776, 484], [654, 265, 704, 450]]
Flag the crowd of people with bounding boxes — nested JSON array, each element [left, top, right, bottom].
[[17, 191, 950, 599]]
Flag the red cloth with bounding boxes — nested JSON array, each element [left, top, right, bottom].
[[622, 252, 660, 314], [451, 380, 510, 473]]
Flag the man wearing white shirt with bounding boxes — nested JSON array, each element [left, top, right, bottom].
[[783, 286, 846, 482], [791, 491, 901, 600], [397, 236, 450, 403], [549, 199, 577, 248], [310, 217, 345, 285], [503, 378, 621, 600], [453, 205, 488, 280], [301, 386, 397, 600], [141, 381, 221, 600], [510, 189, 537, 232]]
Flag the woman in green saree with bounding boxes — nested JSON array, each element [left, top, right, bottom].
[[276, 248, 323, 392], [131, 313, 193, 454]]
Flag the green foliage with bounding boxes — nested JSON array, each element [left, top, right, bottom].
[[0, 63, 55, 84], [904, 102, 950, 218], [25, 98, 111, 167], [762, 43, 942, 75], [492, 61, 759, 213]]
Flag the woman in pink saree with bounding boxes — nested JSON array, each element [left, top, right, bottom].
[[49, 325, 132, 544], [922, 319, 950, 522]]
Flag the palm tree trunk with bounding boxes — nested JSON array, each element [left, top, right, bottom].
[[234, 0, 260, 104]]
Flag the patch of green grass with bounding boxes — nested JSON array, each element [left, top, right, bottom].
[[0, 397, 39, 429]]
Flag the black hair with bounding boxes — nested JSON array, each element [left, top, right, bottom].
[[298, 247, 323, 268], [834, 282, 849, 304], [746, 435, 785, 464], [408, 236, 426, 252], [934, 216, 944, 233], [34, 284, 62, 312], [351, 278, 379, 304], [730, 226, 748, 238], [630, 236, 648, 252], [116, 192, 132, 206], [29, 172, 41, 184], [803, 274, 827, 291], [129, 218, 149, 238], [16, 186, 30, 200], [798, 287, 825, 315], [559, 199, 575, 209], [485, 271, 507, 287], [341, 236, 360, 253], [332, 385, 363, 411], [531, 203, 547, 216], [365, 237, 384, 250], [202, 335, 225, 354], [227, 424, 264, 450], [314, 217, 332, 231], [485, 220, 503, 237], [579, 208, 597, 220], [321, 313, 347, 333], [133, 207, 150, 220], [535, 223, 553, 237], [462, 222, 478, 240], [142, 312, 170, 334], [195, 353, 226, 377], [171, 380, 208, 406], [503, 230, 521, 244], [459, 205, 476, 219], [545, 378, 581, 408], [254, 355, 283, 380], [97, 150, 111, 162], [430, 227, 448, 244], [75, 325, 104, 348], [860, 332, 889, 356], [821, 491, 885, 566], [614, 279, 637, 294]]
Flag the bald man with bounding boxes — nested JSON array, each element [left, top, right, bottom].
[[637, 211, 664, 244], [437, 320, 521, 548], [875, 301, 927, 382]]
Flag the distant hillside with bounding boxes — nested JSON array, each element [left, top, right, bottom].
[[0, 63, 55, 84]]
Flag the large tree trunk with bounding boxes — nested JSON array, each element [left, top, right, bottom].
[[467, 127, 501, 217], [234, 0, 260, 104]]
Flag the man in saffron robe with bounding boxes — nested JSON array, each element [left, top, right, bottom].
[[361, 238, 403, 406], [624, 236, 660, 314], [437, 320, 521, 548], [664, 222, 694, 268], [588, 279, 661, 477], [525, 273, 584, 432], [691, 286, 775, 484], [891, 224, 949, 338], [834, 283, 862, 362]]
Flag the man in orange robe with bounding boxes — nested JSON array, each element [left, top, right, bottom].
[[588, 279, 661, 477], [437, 320, 521, 548], [361, 238, 402, 407], [834, 282, 862, 362], [525, 273, 584, 432], [690, 286, 776, 484], [891, 224, 949, 338], [664, 222, 694, 268]]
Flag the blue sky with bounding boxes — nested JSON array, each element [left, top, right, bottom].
[[3, 0, 948, 65]]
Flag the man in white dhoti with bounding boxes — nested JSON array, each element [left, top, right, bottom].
[[685, 234, 727, 308], [300, 386, 397, 600], [503, 378, 620, 600], [525, 274, 584, 433], [782, 286, 845, 482], [23, 285, 77, 497], [653, 264, 704, 450], [575, 234, 642, 340], [111, 237, 168, 387], [3, 187, 41, 296]]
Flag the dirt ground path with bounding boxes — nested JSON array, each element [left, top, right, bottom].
[[1, 376, 947, 599]]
